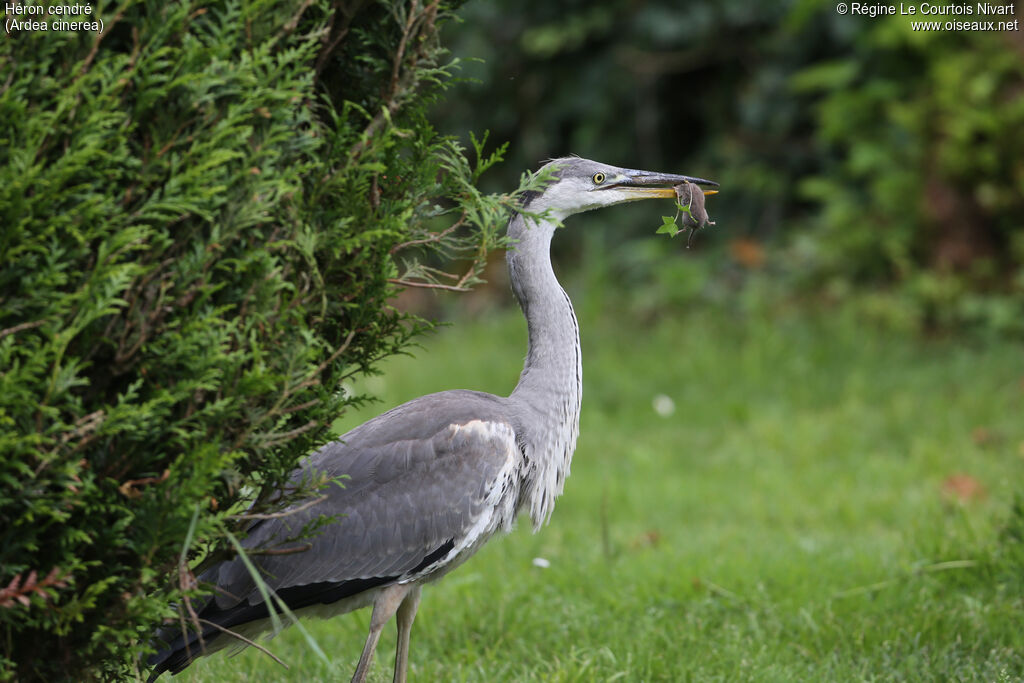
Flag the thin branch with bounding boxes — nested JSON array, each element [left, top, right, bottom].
[[278, 0, 317, 38], [277, 397, 322, 417], [390, 213, 467, 254], [117, 469, 170, 499], [232, 495, 328, 521], [253, 420, 319, 449], [77, 0, 129, 77], [386, 278, 471, 292], [288, 328, 357, 400], [453, 258, 480, 289], [197, 618, 289, 669], [57, 411, 105, 446], [245, 544, 314, 557], [0, 59, 15, 98], [179, 580, 201, 664], [0, 319, 44, 340], [314, 0, 367, 78], [311, 328, 357, 382], [389, 0, 421, 98], [388, 248, 486, 292]]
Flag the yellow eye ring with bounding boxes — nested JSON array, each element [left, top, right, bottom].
[[592, 172, 606, 184]]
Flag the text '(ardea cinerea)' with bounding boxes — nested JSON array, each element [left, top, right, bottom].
[[148, 157, 719, 683]]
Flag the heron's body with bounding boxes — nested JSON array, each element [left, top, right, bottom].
[[148, 158, 716, 682]]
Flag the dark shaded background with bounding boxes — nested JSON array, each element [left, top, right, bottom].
[[430, 0, 1024, 335]]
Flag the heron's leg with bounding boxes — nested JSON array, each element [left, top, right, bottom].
[[350, 584, 411, 683], [392, 583, 422, 683]]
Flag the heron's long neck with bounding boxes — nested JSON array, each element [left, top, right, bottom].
[[506, 212, 582, 529]]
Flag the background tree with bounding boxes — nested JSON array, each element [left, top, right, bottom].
[[437, 0, 1024, 335]]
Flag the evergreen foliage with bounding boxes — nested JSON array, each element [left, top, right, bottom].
[[0, 1, 529, 679]]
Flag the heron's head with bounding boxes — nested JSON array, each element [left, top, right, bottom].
[[523, 156, 718, 220]]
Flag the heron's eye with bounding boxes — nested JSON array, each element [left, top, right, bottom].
[[592, 172, 606, 185]]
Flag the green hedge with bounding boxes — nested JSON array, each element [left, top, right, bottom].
[[0, 1, 523, 679]]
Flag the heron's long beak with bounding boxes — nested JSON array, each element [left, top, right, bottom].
[[597, 169, 720, 200]]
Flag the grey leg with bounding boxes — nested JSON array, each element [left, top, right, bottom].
[[351, 584, 411, 683], [393, 584, 422, 683]]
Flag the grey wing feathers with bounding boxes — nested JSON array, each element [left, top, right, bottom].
[[212, 390, 520, 611]]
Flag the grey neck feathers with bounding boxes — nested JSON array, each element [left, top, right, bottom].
[[506, 211, 582, 530]]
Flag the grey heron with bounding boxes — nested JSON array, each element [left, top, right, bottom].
[[148, 157, 718, 682]]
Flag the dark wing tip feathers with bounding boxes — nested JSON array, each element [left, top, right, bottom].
[[147, 539, 457, 679], [148, 575, 401, 678]]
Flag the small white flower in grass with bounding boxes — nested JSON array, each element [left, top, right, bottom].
[[532, 557, 550, 569], [652, 394, 675, 417]]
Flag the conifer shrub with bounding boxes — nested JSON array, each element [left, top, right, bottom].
[[0, 1, 524, 679]]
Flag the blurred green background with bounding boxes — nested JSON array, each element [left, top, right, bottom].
[[430, 0, 1024, 336], [181, 1, 1024, 680]]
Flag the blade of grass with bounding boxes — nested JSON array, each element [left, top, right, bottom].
[[222, 527, 331, 668]]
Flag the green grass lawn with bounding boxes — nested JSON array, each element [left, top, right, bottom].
[[176, 303, 1024, 682]]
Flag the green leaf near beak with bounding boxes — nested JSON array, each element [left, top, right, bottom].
[[656, 215, 681, 237]]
